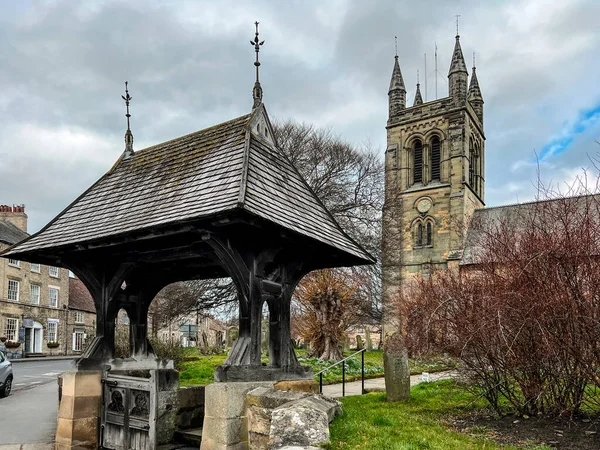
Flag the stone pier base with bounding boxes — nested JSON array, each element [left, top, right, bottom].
[[55, 370, 102, 450], [200, 381, 274, 450]]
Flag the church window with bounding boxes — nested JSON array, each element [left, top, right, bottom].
[[413, 140, 423, 184], [469, 138, 475, 188], [426, 221, 433, 246], [416, 222, 423, 246], [430, 137, 441, 181]]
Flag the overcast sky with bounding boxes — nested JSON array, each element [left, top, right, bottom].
[[1, 0, 599, 233]]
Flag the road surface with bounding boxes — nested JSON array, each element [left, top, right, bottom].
[[10, 359, 74, 394], [0, 359, 75, 445]]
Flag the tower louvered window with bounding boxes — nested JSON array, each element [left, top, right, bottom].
[[413, 140, 423, 184], [431, 137, 441, 181], [469, 139, 475, 188], [416, 222, 423, 246]]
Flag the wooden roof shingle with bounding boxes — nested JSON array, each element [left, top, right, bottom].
[[2, 105, 373, 266]]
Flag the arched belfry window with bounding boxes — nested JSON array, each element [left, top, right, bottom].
[[430, 137, 441, 181], [469, 138, 475, 188], [413, 140, 423, 184]]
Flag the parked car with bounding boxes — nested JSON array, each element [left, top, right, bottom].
[[0, 351, 13, 397]]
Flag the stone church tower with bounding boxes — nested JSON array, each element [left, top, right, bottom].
[[382, 34, 485, 331]]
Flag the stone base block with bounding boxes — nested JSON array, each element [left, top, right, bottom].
[[274, 379, 319, 393], [55, 370, 102, 450], [214, 364, 313, 382], [200, 381, 274, 450]]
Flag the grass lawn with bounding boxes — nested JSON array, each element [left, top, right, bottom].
[[326, 379, 551, 450], [178, 349, 456, 387]]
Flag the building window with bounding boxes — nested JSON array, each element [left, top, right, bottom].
[[7, 280, 20, 302], [8, 259, 20, 268], [49, 288, 59, 308], [75, 311, 84, 324], [72, 330, 85, 351], [49, 266, 59, 278], [426, 221, 433, 246], [31, 263, 41, 273], [30, 284, 40, 305], [413, 140, 423, 184], [431, 137, 441, 181], [469, 138, 475, 188], [47, 321, 58, 343], [5, 318, 18, 342], [416, 222, 423, 246]]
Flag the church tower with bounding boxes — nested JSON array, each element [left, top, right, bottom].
[[382, 33, 485, 329]]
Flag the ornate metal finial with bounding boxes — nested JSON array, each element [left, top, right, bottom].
[[473, 52, 476, 68], [455, 14, 461, 36], [394, 36, 398, 58], [417, 69, 420, 85], [250, 21, 265, 109], [121, 81, 134, 157]]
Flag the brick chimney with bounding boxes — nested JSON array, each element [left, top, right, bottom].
[[0, 205, 28, 232]]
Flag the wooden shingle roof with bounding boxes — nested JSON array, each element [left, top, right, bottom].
[[3, 105, 373, 266]]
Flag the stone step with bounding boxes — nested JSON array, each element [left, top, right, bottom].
[[174, 428, 203, 447]]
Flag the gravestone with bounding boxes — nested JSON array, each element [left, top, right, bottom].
[[383, 332, 410, 401], [356, 335, 363, 349], [365, 328, 373, 351]]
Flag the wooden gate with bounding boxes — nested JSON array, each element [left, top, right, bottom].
[[100, 371, 156, 450]]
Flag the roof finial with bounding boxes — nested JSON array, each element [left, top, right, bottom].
[[394, 35, 398, 58], [417, 69, 420, 85], [455, 14, 461, 36], [473, 51, 476, 68], [250, 21, 265, 109], [121, 81, 134, 158]]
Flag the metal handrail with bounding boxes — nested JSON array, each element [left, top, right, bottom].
[[316, 347, 366, 397]]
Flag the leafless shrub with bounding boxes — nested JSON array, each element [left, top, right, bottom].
[[400, 176, 600, 416]]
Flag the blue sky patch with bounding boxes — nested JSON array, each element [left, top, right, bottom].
[[538, 103, 600, 161]]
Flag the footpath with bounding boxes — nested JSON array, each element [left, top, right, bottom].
[[322, 370, 456, 398]]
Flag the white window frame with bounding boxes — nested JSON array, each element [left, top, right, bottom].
[[75, 311, 84, 324], [49, 266, 59, 278], [5, 318, 18, 342], [8, 259, 20, 268], [30, 284, 41, 305], [30, 263, 41, 273], [72, 330, 85, 351], [7, 280, 20, 302], [49, 287, 59, 308], [47, 320, 58, 342]]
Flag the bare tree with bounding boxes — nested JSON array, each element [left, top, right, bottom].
[[399, 174, 600, 415]]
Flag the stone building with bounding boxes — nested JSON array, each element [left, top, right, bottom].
[[0, 205, 71, 358], [67, 277, 97, 355], [381, 33, 485, 330]]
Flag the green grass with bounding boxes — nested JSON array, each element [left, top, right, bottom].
[[326, 380, 551, 450], [178, 349, 457, 387]]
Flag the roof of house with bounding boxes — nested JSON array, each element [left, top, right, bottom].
[[0, 220, 29, 246], [2, 105, 373, 266], [68, 278, 96, 313]]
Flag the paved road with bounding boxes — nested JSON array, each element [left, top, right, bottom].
[[10, 359, 74, 393], [0, 382, 58, 445]]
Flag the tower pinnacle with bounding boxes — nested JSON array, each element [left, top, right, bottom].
[[121, 81, 134, 159], [468, 54, 484, 122], [388, 40, 407, 119], [448, 33, 468, 102], [250, 21, 265, 109], [413, 70, 423, 106]]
